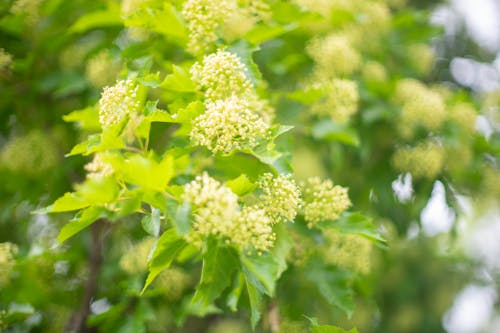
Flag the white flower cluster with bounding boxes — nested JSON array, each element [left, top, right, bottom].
[[392, 140, 445, 179], [182, 173, 277, 253], [322, 229, 372, 274], [183, 172, 240, 239], [98, 79, 140, 129], [302, 177, 351, 227], [257, 173, 302, 223], [189, 51, 274, 154], [307, 34, 361, 78], [182, 0, 233, 55], [311, 79, 359, 123], [84, 154, 114, 180], [190, 50, 253, 102], [393, 79, 446, 138], [190, 96, 270, 154], [119, 237, 155, 274], [86, 50, 121, 88]]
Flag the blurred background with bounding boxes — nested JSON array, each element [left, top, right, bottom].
[[0, 0, 499, 332]]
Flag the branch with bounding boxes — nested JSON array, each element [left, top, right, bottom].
[[64, 219, 104, 333]]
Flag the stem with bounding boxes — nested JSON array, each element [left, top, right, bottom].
[[64, 220, 104, 333]]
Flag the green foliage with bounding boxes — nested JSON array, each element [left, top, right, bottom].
[[0, 0, 498, 332]]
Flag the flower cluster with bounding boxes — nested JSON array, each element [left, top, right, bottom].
[[121, 0, 153, 18], [0, 131, 59, 175], [119, 237, 155, 274], [392, 140, 445, 179], [321, 230, 372, 274], [155, 267, 191, 301], [10, 0, 42, 25], [0, 48, 13, 73], [182, 0, 233, 55], [408, 43, 435, 75], [257, 173, 302, 223], [190, 95, 269, 154], [98, 79, 140, 129], [311, 79, 359, 123], [221, 0, 271, 41], [393, 79, 446, 138], [449, 102, 477, 133], [0, 242, 18, 286], [302, 177, 351, 227], [182, 173, 277, 253], [190, 50, 253, 101], [362, 61, 388, 83], [84, 154, 114, 180], [182, 172, 239, 241], [233, 207, 275, 253], [307, 34, 361, 78], [293, 0, 351, 16], [86, 50, 121, 88]]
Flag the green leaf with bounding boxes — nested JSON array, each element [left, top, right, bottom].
[[225, 174, 256, 196], [174, 202, 192, 236], [312, 326, 359, 333], [51, 192, 91, 212], [69, 6, 122, 34], [246, 277, 262, 329], [75, 177, 120, 205], [240, 224, 291, 296], [124, 3, 187, 43], [320, 212, 386, 244], [58, 206, 106, 243], [305, 265, 355, 318], [161, 65, 196, 92], [306, 317, 359, 333], [288, 87, 324, 104], [67, 133, 124, 156], [191, 240, 239, 315], [244, 23, 296, 45], [312, 120, 360, 147], [174, 101, 205, 136], [227, 272, 245, 312], [142, 229, 187, 293], [110, 153, 174, 191], [141, 208, 161, 237], [63, 107, 100, 130]]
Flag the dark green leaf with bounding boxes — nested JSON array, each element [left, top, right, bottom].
[[191, 240, 239, 315]]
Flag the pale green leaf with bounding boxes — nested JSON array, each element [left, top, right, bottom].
[[69, 6, 122, 34], [141, 208, 161, 237], [312, 120, 360, 147], [161, 65, 196, 92], [225, 174, 256, 196], [58, 206, 106, 243]]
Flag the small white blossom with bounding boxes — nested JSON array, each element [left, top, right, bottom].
[[190, 95, 269, 154], [257, 173, 302, 223], [302, 177, 351, 227], [98, 80, 140, 129]]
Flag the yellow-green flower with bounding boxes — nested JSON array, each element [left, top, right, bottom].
[[322, 229, 372, 274], [190, 95, 269, 154], [182, 0, 233, 55], [257, 173, 302, 223], [302, 177, 351, 227], [0, 242, 18, 286], [392, 140, 445, 179], [98, 79, 140, 129]]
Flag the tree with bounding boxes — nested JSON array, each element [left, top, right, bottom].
[[0, 0, 498, 332]]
